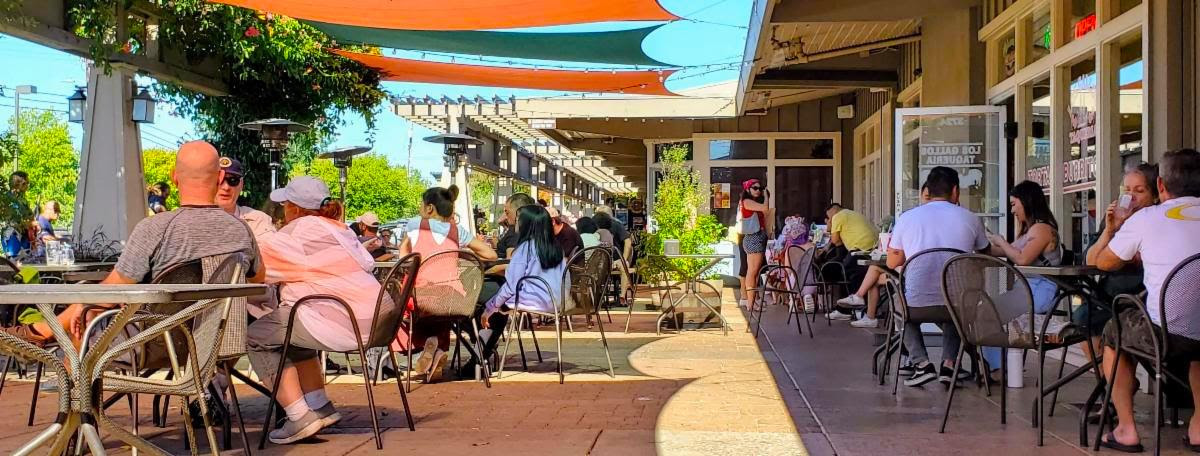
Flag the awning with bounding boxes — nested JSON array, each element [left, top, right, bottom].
[[335, 50, 677, 96], [210, 0, 678, 30], [307, 21, 667, 66]]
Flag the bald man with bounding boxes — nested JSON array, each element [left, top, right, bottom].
[[2, 141, 264, 346]]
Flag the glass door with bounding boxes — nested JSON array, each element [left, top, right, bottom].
[[894, 106, 1009, 235]]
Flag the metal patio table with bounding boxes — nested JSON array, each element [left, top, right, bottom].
[[0, 283, 267, 456], [25, 262, 117, 274], [657, 254, 733, 335]]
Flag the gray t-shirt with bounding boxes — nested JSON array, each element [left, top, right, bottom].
[[115, 205, 261, 283]]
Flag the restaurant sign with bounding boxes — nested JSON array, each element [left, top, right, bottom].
[[1026, 155, 1097, 188], [918, 143, 983, 168]]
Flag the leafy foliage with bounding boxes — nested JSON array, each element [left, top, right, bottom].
[[5, 111, 78, 225], [642, 144, 726, 279], [142, 148, 181, 209], [0, 131, 29, 234], [69, 1, 387, 208], [295, 154, 427, 223]]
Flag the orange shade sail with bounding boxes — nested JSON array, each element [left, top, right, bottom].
[[335, 50, 677, 96], [210, 0, 678, 30]]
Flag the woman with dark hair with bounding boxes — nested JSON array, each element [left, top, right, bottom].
[[981, 179, 1062, 376], [738, 179, 770, 308], [576, 215, 601, 248], [397, 185, 497, 382], [463, 205, 568, 373]]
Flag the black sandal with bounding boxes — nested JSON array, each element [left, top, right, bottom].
[[1100, 432, 1144, 453], [1184, 436, 1200, 453]]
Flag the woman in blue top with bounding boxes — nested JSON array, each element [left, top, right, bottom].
[[461, 205, 568, 376]]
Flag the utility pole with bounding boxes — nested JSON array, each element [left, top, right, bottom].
[[12, 85, 37, 172], [406, 121, 413, 169]]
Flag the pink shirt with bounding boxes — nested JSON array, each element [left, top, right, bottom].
[[260, 216, 384, 351]]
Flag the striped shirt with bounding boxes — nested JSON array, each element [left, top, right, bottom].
[[485, 241, 568, 314]]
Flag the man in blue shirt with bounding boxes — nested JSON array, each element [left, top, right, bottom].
[[35, 201, 60, 244]]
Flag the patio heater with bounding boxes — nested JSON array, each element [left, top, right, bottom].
[[425, 133, 482, 232], [317, 146, 371, 202], [237, 118, 310, 189]]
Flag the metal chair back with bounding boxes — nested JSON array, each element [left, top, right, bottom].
[[786, 245, 818, 293], [410, 250, 484, 318], [365, 253, 421, 349], [565, 245, 613, 315], [896, 248, 966, 317], [1157, 252, 1200, 353], [940, 253, 1038, 349]]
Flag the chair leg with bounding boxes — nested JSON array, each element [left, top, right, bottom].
[[0, 356, 12, 397], [893, 324, 907, 396], [352, 349, 384, 450], [1037, 348, 1046, 446], [528, 316, 544, 363], [977, 346, 992, 397], [387, 349, 417, 431], [1154, 355, 1163, 455], [1048, 345, 1068, 417], [555, 313, 564, 384], [27, 362, 42, 426], [939, 345, 967, 433], [515, 314, 529, 371], [205, 382, 232, 450], [470, 319, 493, 388], [595, 308, 615, 378], [1093, 345, 1121, 451], [258, 330, 295, 450], [224, 362, 253, 456], [1001, 347, 1008, 425], [405, 312, 415, 394], [499, 314, 516, 379]]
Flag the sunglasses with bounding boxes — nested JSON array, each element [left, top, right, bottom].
[[750, 186, 763, 191], [223, 175, 242, 187]]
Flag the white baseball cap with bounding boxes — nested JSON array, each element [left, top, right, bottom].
[[356, 211, 381, 227], [270, 176, 330, 210]]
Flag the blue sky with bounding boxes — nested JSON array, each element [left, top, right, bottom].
[[0, 0, 750, 179]]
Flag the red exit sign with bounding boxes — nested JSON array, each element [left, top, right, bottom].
[[1074, 13, 1097, 38]]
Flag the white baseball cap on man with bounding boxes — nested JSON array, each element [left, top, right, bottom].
[[269, 176, 330, 210]]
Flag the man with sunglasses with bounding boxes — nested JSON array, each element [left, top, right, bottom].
[[216, 157, 276, 237]]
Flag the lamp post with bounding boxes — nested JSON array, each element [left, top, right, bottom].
[[12, 85, 36, 171], [237, 118, 311, 189], [425, 133, 482, 232], [317, 146, 371, 203]]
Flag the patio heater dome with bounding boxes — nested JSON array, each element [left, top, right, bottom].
[[424, 133, 482, 175], [238, 118, 311, 189]]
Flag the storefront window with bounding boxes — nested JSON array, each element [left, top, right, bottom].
[[776, 139, 834, 159], [1118, 0, 1142, 16], [1069, 0, 1097, 42], [709, 140, 767, 160], [1067, 56, 1098, 256], [1028, 7, 1052, 65], [1116, 34, 1143, 176], [1025, 76, 1052, 189], [710, 167, 766, 226]]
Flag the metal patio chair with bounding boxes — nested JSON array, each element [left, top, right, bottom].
[[404, 249, 490, 391], [1094, 252, 1200, 455], [747, 263, 806, 338], [257, 253, 420, 451], [886, 248, 968, 395], [938, 253, 1083, 446]]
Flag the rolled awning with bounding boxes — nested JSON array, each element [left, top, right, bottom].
[[334, 50, 677, 96], [308, 21, 668, 66], [210, 0, 679, 30]]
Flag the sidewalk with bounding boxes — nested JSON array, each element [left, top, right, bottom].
[[0, 289, 808, 455]]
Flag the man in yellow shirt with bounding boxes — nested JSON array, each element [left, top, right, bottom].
[[825, 203, 879, 323], [827, 203, 878, 252]]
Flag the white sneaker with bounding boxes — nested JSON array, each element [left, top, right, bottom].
[[837, 294, 866, 307], [738, 299, 748, 309], [828, 310, 853, 321], [850, 317, 878, 328], [802, 295, 815, 313]]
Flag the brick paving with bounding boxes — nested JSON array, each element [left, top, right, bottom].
[[0, 290, 808, 455]]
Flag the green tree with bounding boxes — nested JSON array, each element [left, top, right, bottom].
[[644, 145, 725, 279], [7, 111, 79, 226], [142, 148, 180, 209], [70, 1, 387, 208], [294, 154, 427, 223]]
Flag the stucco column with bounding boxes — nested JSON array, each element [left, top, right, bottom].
[[73, 64, 148, 245]]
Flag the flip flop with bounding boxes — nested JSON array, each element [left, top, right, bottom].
[[1100, 432, 1144, 453], [1183, 436, 1200, 453]]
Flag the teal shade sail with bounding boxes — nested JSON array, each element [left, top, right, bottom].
[[308, 21, 668, 67]]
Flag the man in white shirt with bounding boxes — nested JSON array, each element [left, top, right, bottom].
[[887, 166, 991, 387], [1090, 149, 1200, 452]]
